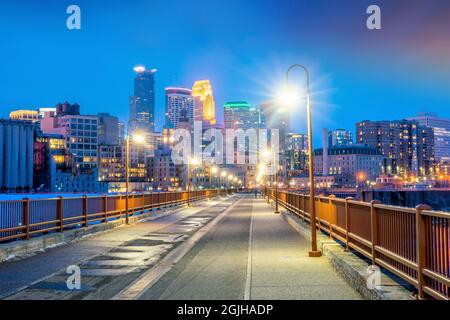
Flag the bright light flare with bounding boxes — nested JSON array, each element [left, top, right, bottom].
[[277, 85, 300, 108], [190, 157, 200, 165], [133, 133, 145, 144]]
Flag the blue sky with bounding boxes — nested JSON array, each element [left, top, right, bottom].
[[1, 0, 450, 146]]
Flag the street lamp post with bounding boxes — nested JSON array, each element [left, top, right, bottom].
[[274, 151, 280, 214], [187, 158, 197, 207], [285, 64, 321, 257], [125, 132, 145, 225], [125, 136, 130, 224]]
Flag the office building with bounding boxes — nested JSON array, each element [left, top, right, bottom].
[[286, 133, 309, 176], [40, 102, 99, 174], [98, 113, 120, 146], [129, 65, 156, 132], [165, 87, 194, 129], [223, 101, 265, 130], [192, 80, 216, 127], [356, 119, 434, 177], [407, 112, 450, 163], [98, 145, 124, 182], [313, 145, 383, 187]]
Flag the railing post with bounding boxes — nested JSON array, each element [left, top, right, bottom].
[[302, 194, 306, 222], [57, 196, 63, 232], [345, 197, 353, 252], [370, 200, 382, 266], [82, 195, 88, 227], [22, 197, 30, 240], [416, 204, 432, 300], [102, 194, 107, 223], [329, 195, 336, 239]]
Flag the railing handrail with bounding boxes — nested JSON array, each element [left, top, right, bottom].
[[0, 189, 231, 244], [266, 188, 450, 300]]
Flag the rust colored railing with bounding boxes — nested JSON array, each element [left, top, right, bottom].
[[267, 189, 450, 300], [0, 189, 230, 244]]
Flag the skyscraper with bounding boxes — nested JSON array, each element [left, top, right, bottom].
[[223, 101, 265, 130], [129, 65, 156, 132], [356, 119, 434, 177], [192, 80, 216, 127], [165, 87, 194, 129], [286, 133, 309, 175]]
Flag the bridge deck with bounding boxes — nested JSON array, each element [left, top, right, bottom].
[[0, 195, 360, 300]]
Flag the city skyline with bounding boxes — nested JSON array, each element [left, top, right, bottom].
[[1, 1, 450, 147]]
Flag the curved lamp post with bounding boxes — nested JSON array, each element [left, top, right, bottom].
[[187, 157, 199, 207], [125, 130, 145, 225], [284, 64, 321, 257]]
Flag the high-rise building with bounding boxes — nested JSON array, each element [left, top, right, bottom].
[[407, 112, 450, 163], [328, 129, 353, 147], [223, 101, 265, 129], [118, 122, 125, 145], [9, 110, 40, 123], [98, 145, 124, 182], [192, 80, 216, 127], [286, 133, 309, 175], [41, 103, 99, 173], [0, 120, 34, 191], [129, 65, 156, 132], [165, 87, 194, 129], [356, 120, 434, 177], [98, 113, 119, 146]]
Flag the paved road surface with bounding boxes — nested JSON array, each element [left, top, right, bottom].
[[0, 195, 360, 300]]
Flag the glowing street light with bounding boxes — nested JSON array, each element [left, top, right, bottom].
[[210, 166, 218, 189], [279, 64, 321, 258]]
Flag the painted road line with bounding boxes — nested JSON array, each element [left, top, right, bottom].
[[244, 200, 254, 300], [112, 197, 242, 300]]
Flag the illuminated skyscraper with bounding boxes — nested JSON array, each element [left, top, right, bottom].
[[165, 87, 194, 129], [192, 80, 216, 127], [223, 101, 265, 129], [129, 65, 156, 132]]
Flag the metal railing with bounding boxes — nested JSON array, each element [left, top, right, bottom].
[[0, 189, 230, 244], [267, 189, 450, 300]]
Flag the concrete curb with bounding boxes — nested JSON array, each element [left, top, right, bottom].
[[279, 207, 415, 300], [0, 196, 231, 264]]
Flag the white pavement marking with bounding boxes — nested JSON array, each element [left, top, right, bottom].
[[112, 197, 242, 300], [244, 201, 254, 300]]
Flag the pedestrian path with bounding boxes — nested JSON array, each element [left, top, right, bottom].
[[247, 198, 361, 299], [0, 196, 235, 299], [138, 196, 361, 300]]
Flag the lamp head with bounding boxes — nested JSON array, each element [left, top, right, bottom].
[[277, 85, 300, 108]]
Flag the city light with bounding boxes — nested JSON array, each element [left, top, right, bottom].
[[277, 85, 300, 108], [133, 65, 146, 73], [132, 133, 145, 144]]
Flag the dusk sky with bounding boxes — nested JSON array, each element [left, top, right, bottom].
[[1, 0, 450, 146]]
